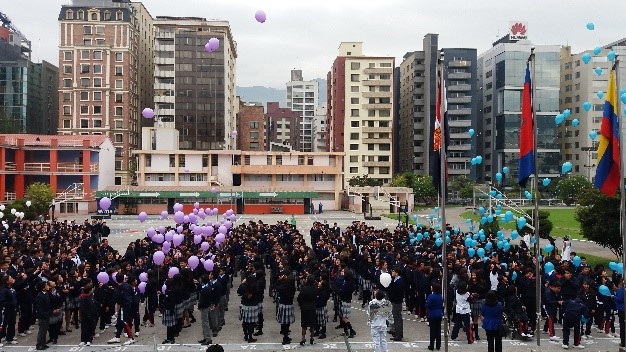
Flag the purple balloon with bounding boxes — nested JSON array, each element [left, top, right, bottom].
[[200, 242, 210, 252], [153, 251, 165, 265], [139, 272, 148, 282], [204, 226, 214, 236], [176, 226, 184, 234], [168, 267, 179, 278], [192, 226, 201, 235], [147, 227, 156, 238], [138, 281, 147, 294], [194, 202, 200, 209], [188, 213, 197, 224], [188, 256, 199, 270], [138, 212, 148, 222], [210, 187, 216, 193], [255, 10, 266, 23], [164, 231, 174, 242], [97, 272, 109, 285], [231, 130, 238, 137], [203, 259, 214, 272], [173, 203, 183, 212], [158, 226, 166, 233], [198, 210, 206, 219], [184, 167, 190, 173], [99, 197, 111, 210], [218, 225, 227, 234], [193, 235, 202, 244], [142, 107, 155, 119], [174, 211, 185, 224], [208, 37, 219, 51], [225, 220, 232, 229], [212, 208, 218, 214], [204, 42, 214, 53], [229, 214, 237, 222], [193, 208, 199, 215], [172, 234, 184, 248], [215, 233, 225, 243], [160, 211, 168, 220], [162, 283, 167, 294], [226, 209, 234, 216], [162, 241, 171, 253], [153, 233, 164, 244]]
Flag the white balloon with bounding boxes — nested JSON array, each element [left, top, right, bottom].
[[0, 212, 4, 219], [0, 205, 5, 211], [10, 208, 16, 214], [380, 272, 392, 288], [3, 224, 7, 230], [25, 201, 31, 207]]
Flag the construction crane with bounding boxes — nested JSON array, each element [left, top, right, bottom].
[[0, 9, 31, 59]]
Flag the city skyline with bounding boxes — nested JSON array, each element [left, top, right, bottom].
[[4, 0, 626, 88]]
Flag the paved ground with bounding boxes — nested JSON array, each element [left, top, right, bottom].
[[9, 211, 617, 351]]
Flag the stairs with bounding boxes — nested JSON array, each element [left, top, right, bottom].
[[54, 183, 85, 203]]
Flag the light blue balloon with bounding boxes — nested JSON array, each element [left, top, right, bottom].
[[572, 119, 579, 127], [544, 262, 554, 273], [502, 166, 509, 174], [485, 242, 493, 250], [454, 228, 460, 234], [609, 262, 618, 271], [468, 248, 476, 257], [501, 262, 508, 270], [517, 217, 527, 229], [503, 242, 511, 251], [608, 51, 616, 62], [410, 238, 416, 244], [531, 236, 536, 244], [429, 214, 435, 219], [472, 233, 479, 240], [496, 193, 503, 200], [589, 130, 598, 140], [512, 271, 518, 281], [445, 230, 450, 236], [468, 128, 475, 137], [583, 101, 591, 111], [434, 207, 439, 212], [617, 263, 624, 275], [593, 47, 601, 55], [573, 256, 582, 267], [497, 230, 503, 239], [487, 215, 494, 223], [555, 114, 565, 125], [505, 211, 513, 221], [416, 233, 423, 241], [496, 204, 502, 210], [435, 238, 442, 247], [471, 157, 477, 165], [495, 172, 503, 182], [413, 214, 418, 221], [479, 207, 485, 215], [562, 161, 573, 174], [622, 93, 626, 105], [597, 91, 605, 99], [511, 230, 519, 240], [435, 232, 441, 239], [471, 240, 477, 248], [476, 156, 483, 164], [595, 67, 603, 76], [563, 109, 571, 118], [494, 209, 501, 216], [445, 236, 451, 244], [581, 52, 592, 64], [586, 22, 594, 30], [469, 225, 474, 231], [489, 190, 497, 197], [544, 244, 554, 252], [465, 218, 472, 224], [497, 241, 504, 249], [599, 285, 611, 297], [525, 191, 532, 200], [478, 229, 484, 235], [477, 248, 485, 258], [543, 178, 551, 187], [479, 234, 486, 242]]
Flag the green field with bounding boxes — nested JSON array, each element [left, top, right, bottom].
[[459, 208, 582, 240]]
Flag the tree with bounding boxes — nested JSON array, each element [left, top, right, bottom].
[[25, 182, 55, 217], [479, 216, 500, 237], [413, 175, 437, 205], [449, 176, 475, 199], [575, 188, 621, 259], [347, 174, 383, 187], [518, 210, 554, 240], [390, 172, 417, 188], [556, 175, 593, 205]]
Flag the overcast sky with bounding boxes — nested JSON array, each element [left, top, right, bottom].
[[4, 0, 626, 88]]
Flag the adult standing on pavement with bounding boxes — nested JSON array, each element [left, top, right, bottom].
[[198, 273, 220, 346], [297, 276, 318, 346], [426, 283, 444, 351], [387, 266, 405, 341], [35, 281, 51, 351], [481, 290, 503, 352]]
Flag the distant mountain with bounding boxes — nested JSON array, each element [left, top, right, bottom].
[[237, 78, 327, 109]]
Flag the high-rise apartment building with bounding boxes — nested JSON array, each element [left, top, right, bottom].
[[477, 36, 561, 184], [327, 42, 394, 188], [313, 105, 327, 152], [559, 39, 626, 181], [0, 14, 58, 135], [265, 102, 301, 151], [57, 0, 154, 186], [153, 16, 237, 151], [397, 34, 477, 180], [286, 69, 318, 152]]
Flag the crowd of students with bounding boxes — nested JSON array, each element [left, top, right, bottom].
[[0, 214, 623, 352]]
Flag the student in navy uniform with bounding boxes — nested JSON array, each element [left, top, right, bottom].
[[35, 281, 51, 351], [480, 290, 503, 352], [79, 284, 98, 346], [0, 274, 18, 345], [107, 273, 135, 345], [561, 297, 588, 349], [426, 283, 444, 351], [387, 266, 405, 341], [543, 280, 562, 341]]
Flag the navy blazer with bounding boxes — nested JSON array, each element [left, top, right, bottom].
[[481, 302, 503, 331], [425, 293, 444, 319]]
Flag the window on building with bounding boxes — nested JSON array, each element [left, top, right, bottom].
[[80, 78, 89, 87], [64, 51, 72, 61], [93, 106, 102, 114], [114, 134, 123, 143], [250, 131, 259, 139], [351, 74, 359, 82], [114, 120, 123, 129], [80, 106, 89, 115], [93, 91, 102, 101], [83, 39, 92, 46], [169, 154, 176, 167], [250, 121, 259, 129], [115, 107, 123, 116], [93, 119, 102, 128], [115, 93, 123, 103], [115, 79, 122, 89], [115, 160, 122, 171], [63, 93, 71, 102], [80, 91, 89, 101], [83, 26, 92, 35], [63, 65, 72, 74], [379, 144, 391, 151], [81, 50, 89, 59], [379, 110, 390, 117], [114, 176, 122, 185], [115, 52, 123, 61], [116, 11, 123, 21], [349, 167, 358, 173], [250, 142, 259, 149], [115, 66, 123, 76], [104, 11, 111, 20], [66, 10, 73, 19], [351, 86, 359, 92], [349, 155, 358, 162], [80, 119, 89, 128], [349, 144, 359, 150], [81, 64, 90, 73], [379, 167, 390, 174], [93, 64, 102, 74], [351, 109, 359, 117], [351, 97, 359, 104], [63, 79, 72, 88], [63, 120, 71, 128], [91, 12, 98, 21], [350, 133, 359, 140], [95, 26, 104, 35], [351, 121, 359, 127], [351, 62, 360, 70]]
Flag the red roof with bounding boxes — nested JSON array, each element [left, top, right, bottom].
[[0, 134, 110, 148]]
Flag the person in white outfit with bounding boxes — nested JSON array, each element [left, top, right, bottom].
[[367, 290, 393, 352], [561, 236, 572, 262]]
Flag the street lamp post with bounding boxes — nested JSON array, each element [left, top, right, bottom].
[[581, 146, 597, 182]]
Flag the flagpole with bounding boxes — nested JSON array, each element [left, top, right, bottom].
[[438, 51, 449, 352], [529, 47, 542, 348], [615, 55, 626, 352]]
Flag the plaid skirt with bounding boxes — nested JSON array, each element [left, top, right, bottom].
[[174, 302, 186, 318], [50, 310, 64, 325], [471, 299, 484, 318], [316, 306, 328, 326], [362, 279, 373, 292], [161, 309, 177, 327], [65, 296, 80, 310], [276, 304, 295, 325], [239, 304, 260, 323], [340, 301, 352, 319], [185, 296, 197, 311]]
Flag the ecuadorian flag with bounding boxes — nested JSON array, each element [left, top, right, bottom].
[[518, 62, 534, 187], [594, 69, 620, 196]]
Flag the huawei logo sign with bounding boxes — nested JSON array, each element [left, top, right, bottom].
[[511, 23, 527, 36]]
